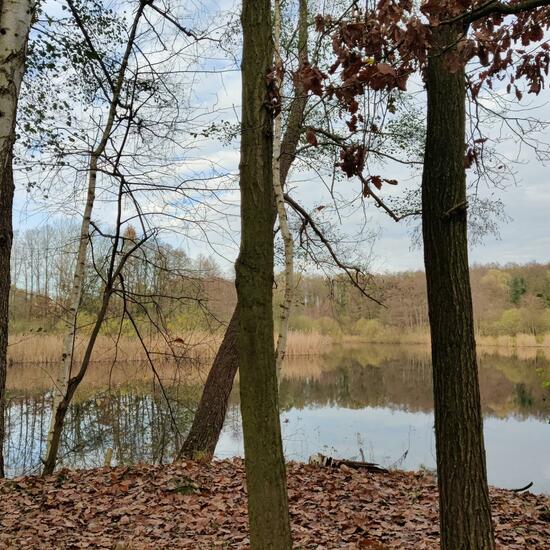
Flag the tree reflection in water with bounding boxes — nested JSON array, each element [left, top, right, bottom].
[[4, 345, 549, 485]]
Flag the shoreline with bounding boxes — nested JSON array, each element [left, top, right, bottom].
[[6, 331, 550, 367]]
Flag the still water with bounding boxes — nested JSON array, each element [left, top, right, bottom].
[[5, 345, 550, 493]]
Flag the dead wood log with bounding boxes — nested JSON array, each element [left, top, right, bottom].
[[308, 453, 388, 474]]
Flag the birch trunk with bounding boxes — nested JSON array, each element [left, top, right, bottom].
[[273, 0, 294, 375], [42, 1, 147, 475], [0, 0, 35, 477]]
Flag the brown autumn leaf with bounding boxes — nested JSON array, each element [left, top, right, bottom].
[[376, 63, 396, 76], [0, 460, 547, 549], [306, 128, 318, 146]]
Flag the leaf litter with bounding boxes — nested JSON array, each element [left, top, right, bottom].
[[0, 459, 548, 549]]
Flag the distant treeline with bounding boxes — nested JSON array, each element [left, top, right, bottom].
[[9, 224, 235, 335], [9, 224, 550, 340], [286, 263, 550, 341]]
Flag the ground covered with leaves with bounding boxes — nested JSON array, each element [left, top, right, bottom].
[[0, 459, 548, 549]]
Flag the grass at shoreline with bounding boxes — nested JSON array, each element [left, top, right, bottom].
[[7, 330, 333, 366], [343, 331, 550, 348], [7, 328, 550, 366]]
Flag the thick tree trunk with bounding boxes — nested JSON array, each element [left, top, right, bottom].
[[0, 0, 35, 478], [178, 0, 309, 461], [177, 308, 238, 459], [236, 0, 292, 547], [421, 26, 495, 550]]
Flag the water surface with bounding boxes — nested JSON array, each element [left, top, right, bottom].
[[5, 344, 550, 493]]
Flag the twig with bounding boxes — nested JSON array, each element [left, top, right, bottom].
[[511, 481, 534, 493], [443, 200, 469, 219], [284, 193, 384, 307]]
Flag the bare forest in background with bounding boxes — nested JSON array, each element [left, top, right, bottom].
[[8, 223, 550, 356]]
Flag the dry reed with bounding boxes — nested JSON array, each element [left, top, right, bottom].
[[7, 330, 333, 366], [515, 346, 538, 361], [496, 335, 515, 348], [515, 333, 538, 348], [477, 335, 498, 347]]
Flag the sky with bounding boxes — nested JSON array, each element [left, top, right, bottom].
[[13, 0, 550, 275]]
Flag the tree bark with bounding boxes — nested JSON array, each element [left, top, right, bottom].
[[421, 26, 495, 550], [272, 0, 294, 375], [0, 0, 35, 478], [177, 308, 238, 459], [178, 0, 309, 461], [0, 153, 14, 479], [236, 0, 292, 547]]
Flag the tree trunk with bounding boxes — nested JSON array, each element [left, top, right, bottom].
[[0, 154, 14, 479], [421, 26, 495, 550], [273, 0, 294, 374], [177, 308, 238, 459], [236, 0, 292, 547], [42, 1, 148, 475], [178, 0, 309, 462], [0, 0, 35, 478], [43, 280, 113, 475], [43, 153, 100, 474]]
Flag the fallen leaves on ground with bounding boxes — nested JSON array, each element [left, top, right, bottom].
[[0, 460, 548, 549]]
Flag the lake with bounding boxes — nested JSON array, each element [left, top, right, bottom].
[[5, 344, 550, 493]]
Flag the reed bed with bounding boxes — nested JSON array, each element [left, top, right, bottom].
[[477, 335, 498, 347], [497, 335, 516, 348], [345, 330, 550, 357], [7, 327, 550, 367], [6, 360, 198, 396], [284, 331, 333, 356], [6, 334, 334, 396], [515, 333, 538, 347], [515, 346, 538, 361], [7, 330, 333, 366], [342, 330, 431, 346]]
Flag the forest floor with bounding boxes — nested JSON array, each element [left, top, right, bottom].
[[0, 459, 548, 549]]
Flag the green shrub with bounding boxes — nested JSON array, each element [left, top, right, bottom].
[[288, 314, 317, 333], [316, 316, 342, 337], [353, 318, 385, 339]]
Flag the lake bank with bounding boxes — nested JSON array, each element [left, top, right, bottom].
[[6, 330, 333, 365], [0, 459, 547, 549], [343, 332, 550, 349], [7, 329, 550, 366]]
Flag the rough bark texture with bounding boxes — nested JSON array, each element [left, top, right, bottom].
[[177, 308, 238, 459], [179, 0, 309, 461], [235, 0, 292, 547], [0, 155, 14, 479], [0, 0, 34, 478], [421, 26, 495, 550]]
